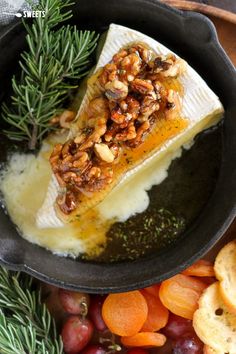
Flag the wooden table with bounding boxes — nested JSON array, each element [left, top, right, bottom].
[[165, 0, 236, 13], [193, 0, 236, 13], [191, 0, 236, 13], [161, 0, 236, 259]]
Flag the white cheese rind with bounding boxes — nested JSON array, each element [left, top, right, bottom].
[[36, 175, 64, 228], [36, 23, 223, 229]]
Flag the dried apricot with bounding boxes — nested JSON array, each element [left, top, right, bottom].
[[142, 284, 160, 297], [141, 291, 169, 332], [102, 291, 148, 336], [159, 274, 207, 319], [182, 260, 215, 277], [121, 332, 166, 348]]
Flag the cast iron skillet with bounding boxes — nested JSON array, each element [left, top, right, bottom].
[[0, 0, 235, 293]]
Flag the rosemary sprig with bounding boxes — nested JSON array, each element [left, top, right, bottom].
[[2, 0, 99, 150], [0, 266, 63, 354]]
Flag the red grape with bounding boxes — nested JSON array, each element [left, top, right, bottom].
[[42, 284, 67, 325], [89, 295, 107, 331], [81, 344, 106, 354], [61, 316, 94, 353], [126, 349, 149, 354], [172, 334, 203, 354], [59, 289, 90, 315], [162, 313, 194, 339]]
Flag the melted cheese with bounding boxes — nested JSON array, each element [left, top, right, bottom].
[[0, 140, 183, 257]]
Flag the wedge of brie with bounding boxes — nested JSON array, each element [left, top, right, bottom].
[[36, 23, 223, 229]]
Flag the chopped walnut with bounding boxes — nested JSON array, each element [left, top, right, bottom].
[[120, 53, 141, 80], [115, 122, 137, 141], [131, 78, 154, 95], [99, 63, 118, 88], [50, 110, 76, 129], [140, 94, 160, 121], [129, 120, 150, 147], [129, 44, 152, 63], [112, 49, 128, 64], [105, 79, 128, 101], [150, 54, 187, 78]]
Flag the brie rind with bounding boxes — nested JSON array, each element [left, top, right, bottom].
[[36, 23, 223, 229]]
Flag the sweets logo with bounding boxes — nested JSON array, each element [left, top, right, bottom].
[[3, 0, 43, 17], [3, 10, 46, 18]]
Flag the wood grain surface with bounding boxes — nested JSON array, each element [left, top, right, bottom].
[[161, 0, 236, 23], [191, 0, 236, 13], [211, 17, 236, 65], [161, 0, 236, 259], [186, 0, 236, 13]]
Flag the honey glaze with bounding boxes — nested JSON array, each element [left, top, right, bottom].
[[112, 78, 187, 171], [115, 115, 188, 172]]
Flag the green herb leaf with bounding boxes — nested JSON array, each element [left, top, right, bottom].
[[0, 267, 63, 354], [2, 0, 99, 150]]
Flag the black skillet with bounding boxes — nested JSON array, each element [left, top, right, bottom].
[[0, 0, 235, 293]]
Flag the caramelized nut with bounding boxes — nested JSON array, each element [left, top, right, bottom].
[[151, 55, 172, 73], [99, 63, 118, 87], [115, 122, 137, 141], [140, 95, 160, 121], [94, 143, 115, 163], [87, 166, 101, 179], [74, 133, 86, 144], [165, 89, 182, 119], [111, 107, 127, 124], [105, 80, 128, 101], [59, 110, 76, 129], [120, 53, 141, 78], [112, 49, 128, 64], [131, 78, 154, 94]]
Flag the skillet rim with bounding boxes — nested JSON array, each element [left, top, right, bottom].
[[0, 0, 235, 293]]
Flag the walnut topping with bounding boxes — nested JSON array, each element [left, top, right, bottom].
[[50, 43, 186, 214]]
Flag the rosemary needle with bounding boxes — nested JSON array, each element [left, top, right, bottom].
[[2, 0, 99, 150], [0, 267, 63, 354]]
